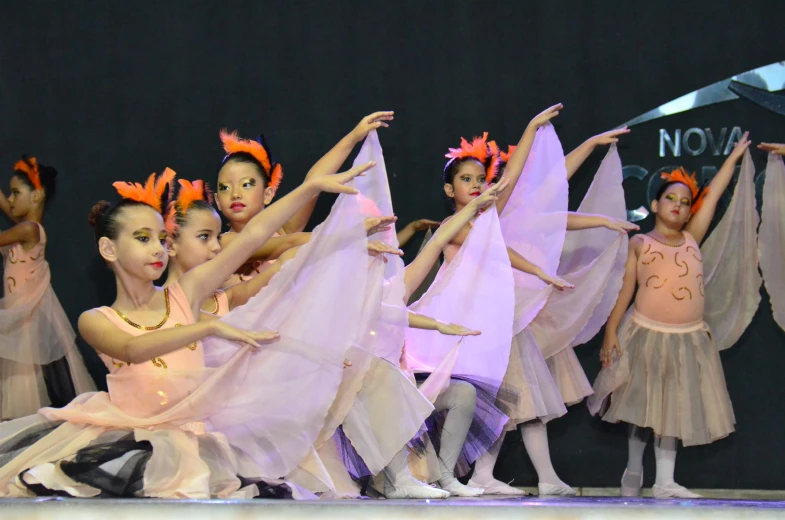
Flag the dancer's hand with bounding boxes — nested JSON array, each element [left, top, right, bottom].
[[758, 142, 785, 156], [470, 178, 510, 212], [211, 322, 280, 349], [343, 359, 353, 368], [587, 127, 630, 147], [436, 322, 481, 336], [308, 162, 374, 195], [367, 240, 403, 261], [528, 103, 563, 130], [538, 271, 574, 291], [351, 111, 394, 143], [728, 131, 751, 161], [600, 332, 621, 367], [365, 215, 398, 235], [407, 219, 441, 232], [603, 217, 639, 234]]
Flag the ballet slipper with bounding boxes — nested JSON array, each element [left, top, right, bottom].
[[652, 483, 702, 499], [621, 469, 643, 497], [468, 477, 527, 496], [538, 482, 578, 496]]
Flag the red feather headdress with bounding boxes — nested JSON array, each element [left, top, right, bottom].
[[220, 130, 283, 191], [499, 145, 516, 164], [165, 179, 213, 234], [446, 132, 500, 183], [13, 156, 42, 190], [660, 167, 708, 215], [112, 168, 176, 213]]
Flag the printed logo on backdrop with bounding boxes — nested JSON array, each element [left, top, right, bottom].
[[620, 61, 785, 222]]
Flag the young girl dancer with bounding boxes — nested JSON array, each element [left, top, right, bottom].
[[409, 108, 636, 497], [0, 156, 95, 420], [0, 162, 374, 498], [589, 133, 760, 498], [510, 128, 635, 408], [408, 108, 574, 497], [161, 173, 483, 499], [216, 112, 395, 286]]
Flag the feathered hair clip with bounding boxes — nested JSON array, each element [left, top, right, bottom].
[[499, 145, 517, 164], [13, 156, 42, 190], [660, 167, 709, 215], [445, 132, 500, 183], [112, 168, 176, 213], [165, 179, 213, 234], [220, 130, 283, 191]]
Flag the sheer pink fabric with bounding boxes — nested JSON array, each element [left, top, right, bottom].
[[406, 209, 515, 390], [0, 223, 95, 418], [201, 187, 371, 479], [334, 131, 433, 475], [500, 124, 569, 335], [760, 153, 785, 332], [703, 149, 761, 350], [529, 145, 628, 360], [351, 129, 408, 365]]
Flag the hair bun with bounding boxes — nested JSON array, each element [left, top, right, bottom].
[[42, 164, 58, 178], [88, 200, 111, 228]]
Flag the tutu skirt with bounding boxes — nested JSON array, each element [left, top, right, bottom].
[[545, 348, 594, 407], [498, 328, 567, 427], [0, 394, 308, 499], [589, 310, 735, 446]]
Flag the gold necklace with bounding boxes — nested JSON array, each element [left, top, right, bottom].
[[113, 288, 171, 330]]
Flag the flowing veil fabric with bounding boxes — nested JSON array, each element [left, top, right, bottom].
[[326, 131, 434, 476], [703, 148, 761, 350], [759, 153, 785, 332], [529, 145, 627, 358], [499, 124, 569, 336], [200, 184, 371, 479], [406, 210, 515, 392]]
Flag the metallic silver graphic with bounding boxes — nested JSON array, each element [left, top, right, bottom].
[[622, 61, 785, 128], [729, 80, 785, 116], [628, 206, 650, 223]]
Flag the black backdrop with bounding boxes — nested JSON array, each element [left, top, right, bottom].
[[2, 0, 784, 490]]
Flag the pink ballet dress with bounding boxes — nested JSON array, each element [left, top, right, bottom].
[[589, 232, 736, 446], [0, 222, 95, 419], [0, 283, 304, 498]]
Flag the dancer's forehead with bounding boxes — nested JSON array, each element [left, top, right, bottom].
[[118, 205, 166, 234], [661, 183, 692, 201], [454, 160, 486, 179], [217, 160, 266, 186]]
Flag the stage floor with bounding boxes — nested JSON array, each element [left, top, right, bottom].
[[3, 495, 785, 520]]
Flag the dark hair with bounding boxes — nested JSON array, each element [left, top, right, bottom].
[[13, 155, 58, 203], [654, 180, 693, 203], [489, 161, 507, 184], [87, 199, 153, 244], [169, 200, 219, 238], [219, 152, 270, 188]]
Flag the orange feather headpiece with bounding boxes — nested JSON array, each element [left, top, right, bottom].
[[499, 145, 517, 164], [220, 130, 283, 191], [165, 179, 213, 234], [660, 167, 708, 215], [112, 168, 176, 213], [445, 132, 500, 183], [13, 156, 42, 190]]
